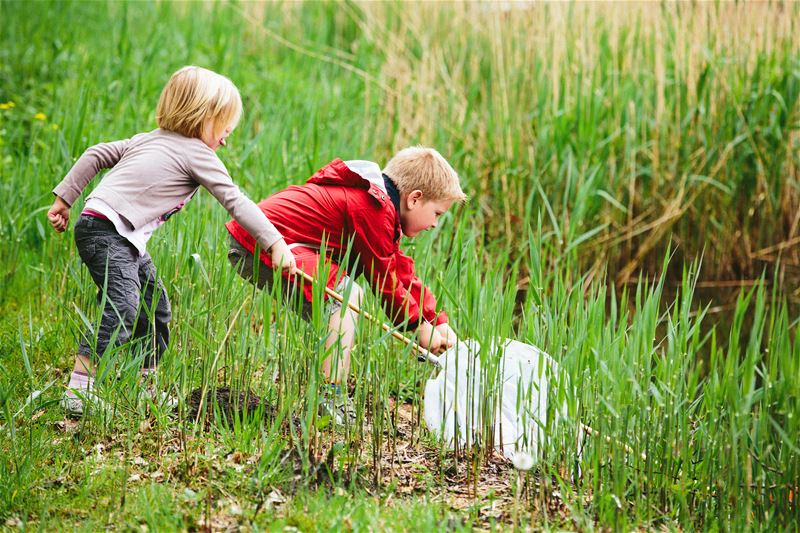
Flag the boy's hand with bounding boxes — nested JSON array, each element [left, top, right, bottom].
[[269, 239, 297, 274], [47, 196, 70, 232], [417, 321, 446, 354], [435, 322, 458, 350]]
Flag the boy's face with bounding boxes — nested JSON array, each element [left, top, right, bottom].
[[399, 191, 454, 238]]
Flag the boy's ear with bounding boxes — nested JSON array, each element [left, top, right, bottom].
[[406, 189, 424, 208]]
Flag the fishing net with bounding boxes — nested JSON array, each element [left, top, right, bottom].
[[423, 339, 569, 462]]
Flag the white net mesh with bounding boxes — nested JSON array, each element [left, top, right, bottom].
[[423, 338, 568, 462]]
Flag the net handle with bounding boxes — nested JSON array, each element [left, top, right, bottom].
[[295, 270, 442, 366]]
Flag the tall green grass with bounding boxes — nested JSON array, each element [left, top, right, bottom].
[[3, 1, 799, 285], [1, 1, 798, 530]]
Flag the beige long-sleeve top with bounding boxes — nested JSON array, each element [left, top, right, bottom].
[[53, 128, 283, 251]]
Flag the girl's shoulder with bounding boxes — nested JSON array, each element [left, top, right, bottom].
[[142, 129, 216, 155]]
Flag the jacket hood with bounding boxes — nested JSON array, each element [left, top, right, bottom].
[[307, 159, 388, 194]]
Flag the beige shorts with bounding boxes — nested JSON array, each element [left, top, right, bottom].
[[227, 235, 354, 319]]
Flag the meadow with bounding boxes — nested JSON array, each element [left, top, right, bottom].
[[1, 1, 798, 530]]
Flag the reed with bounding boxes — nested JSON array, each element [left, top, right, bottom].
[[0, 1, 797, 529]]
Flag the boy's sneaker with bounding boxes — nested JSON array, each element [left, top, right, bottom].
[[139, 369, 178, 410], [138, 386, 178, 410], [60, 388, 112, 418], [318, 384, 356, 426]]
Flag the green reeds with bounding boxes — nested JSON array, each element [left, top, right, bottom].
[[0, 1, 798, 529]]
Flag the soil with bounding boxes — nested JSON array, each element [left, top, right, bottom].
[[187, 386, 274, 421]]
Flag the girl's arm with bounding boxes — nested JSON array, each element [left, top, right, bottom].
[[47, 195, 71, 232], [49, 139, 131, 232], [190, 151, 296, 271], [52, 139, 131, 207]]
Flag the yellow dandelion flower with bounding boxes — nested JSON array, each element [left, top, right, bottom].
[[34, 112, 47, 121], [0, 103, 9, 110], [7, 101, 14, 108], [51, 124, 59, 130]]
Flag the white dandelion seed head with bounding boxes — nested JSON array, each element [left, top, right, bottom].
[[512, 451, 534, 471]]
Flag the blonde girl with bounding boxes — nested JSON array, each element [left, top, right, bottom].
[[47, 66, 295, 416]]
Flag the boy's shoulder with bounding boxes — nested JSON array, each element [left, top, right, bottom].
[[309, 159, 393, 211]]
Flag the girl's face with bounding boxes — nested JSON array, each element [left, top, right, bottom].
[[201, 122, 234, 151]]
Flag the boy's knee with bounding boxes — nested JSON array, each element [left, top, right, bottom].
[[337, 278, 363, 308], [323, 278, 362, 319], [347, 281, 364, 304]]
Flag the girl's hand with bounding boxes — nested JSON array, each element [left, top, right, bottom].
[[47, 196, 70, 232], [269, 239, 297, 274], [417, 321, 445, 354], [434, 322, 458, 350]]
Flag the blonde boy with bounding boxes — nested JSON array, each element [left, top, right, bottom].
[[226, 147, 465, 423]]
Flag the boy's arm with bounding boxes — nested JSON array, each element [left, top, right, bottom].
[[52, 139, 131, 206], [400, 253, 449, 326], [400, 254, 456, 350], [191, 152, 295, 271], [350, 208, 446, 329]]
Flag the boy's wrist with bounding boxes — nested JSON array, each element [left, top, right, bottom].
[[415, 320, 433, 333]]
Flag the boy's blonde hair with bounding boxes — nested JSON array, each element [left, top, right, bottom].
[[156, 66, 242, 140], [383, 146, 466, 201]]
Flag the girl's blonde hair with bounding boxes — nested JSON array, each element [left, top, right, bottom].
[[383, 146, 466, 202], [156, 66, 242, 140]]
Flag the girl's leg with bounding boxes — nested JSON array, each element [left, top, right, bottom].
[[134, 253, 171, 371], [66, 354, 95, 401], [72, 354, 95, 374], [81, 251, 142, 359], [321, 279, 363, 385], [65, 216, 141, 415], [134, 254, 177, 407], [75, 218, 142, 362]]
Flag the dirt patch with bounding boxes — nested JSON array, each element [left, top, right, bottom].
[[304, 399, 574, 527], [181, 389, 573, 528], [187, 386, 274, 421]]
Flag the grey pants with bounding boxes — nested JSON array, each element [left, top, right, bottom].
[[74, 215, 170, 366]]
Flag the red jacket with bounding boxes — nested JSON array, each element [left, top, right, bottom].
[[225, 159, 448, 328]]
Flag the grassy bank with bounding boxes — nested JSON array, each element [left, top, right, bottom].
[[1, 1, 798, 530]]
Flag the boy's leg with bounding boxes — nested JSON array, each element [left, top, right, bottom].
[[227, 237, 360, 423], [318, 277, 362, 425], [321, 277, 363, 385]]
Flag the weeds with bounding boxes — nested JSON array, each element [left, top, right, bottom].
[[0, 1, 798, 530]]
